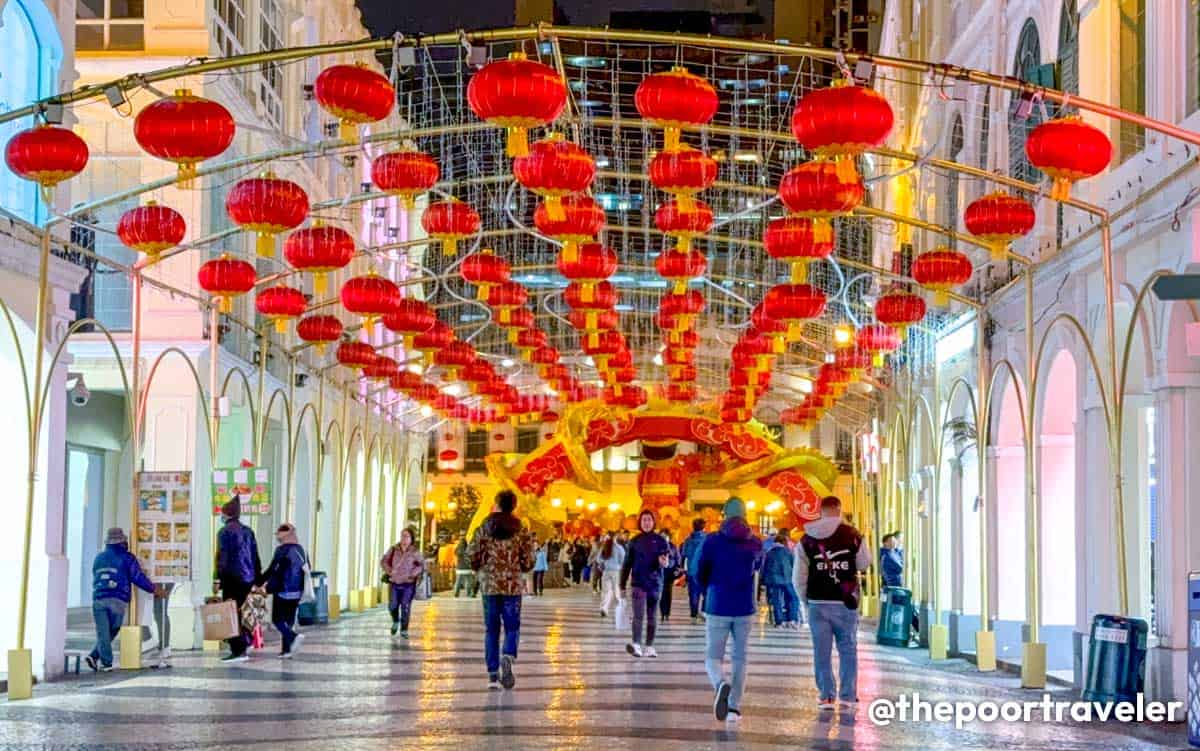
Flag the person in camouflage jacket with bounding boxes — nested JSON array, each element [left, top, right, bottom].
[[467, 490, 535, 689]]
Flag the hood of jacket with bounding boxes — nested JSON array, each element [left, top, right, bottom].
[[719, 516, 756, 541], [480, 511, 522, 541], [803, 515, 843, 540]]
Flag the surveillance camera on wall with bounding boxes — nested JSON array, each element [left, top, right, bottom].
[[68, 373, 89, 407]]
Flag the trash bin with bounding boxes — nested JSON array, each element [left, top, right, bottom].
[[1081, 613, 1148, 703], [298, 571, 329, 626], [877, 587, 913, 647], [1187, 573, 1200, 746]]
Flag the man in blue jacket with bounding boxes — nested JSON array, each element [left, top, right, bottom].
[[215, 497, 261, 663], [87, 527, 157, 672], [696, 497, 762, 723], [679, 518, 707, 623]]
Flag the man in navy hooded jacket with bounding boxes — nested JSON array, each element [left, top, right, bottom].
[[695, 497, 762, 722], [88, 527, 157, 671]]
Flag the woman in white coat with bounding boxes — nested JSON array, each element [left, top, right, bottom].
[[597, 534, 626, 618]]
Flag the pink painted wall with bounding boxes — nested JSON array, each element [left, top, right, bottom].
[[995, 377, 1026, 622], [1039, 350, 1077, 626]]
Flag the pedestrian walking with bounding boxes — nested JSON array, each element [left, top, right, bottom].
[[381, 526, 425, 638], [215, 497, 262, 664], [795, 496, 871, 711], [696, 497, 762, 723], [468, 490, 535, 690], [619, 509, 671, 658], [659, 533, 681, 622], [256, 523, 308, 657], [453, 537, 479, 597], [570, 539, 589, 585], [532, 540, 548, 596], [558, 540, 572, 583], [86, 527, 159, 672], [598, 533, 626, 618], [763, 532, 802, 628], [680, 518, 707, 623]]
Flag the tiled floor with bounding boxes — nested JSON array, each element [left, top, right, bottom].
[[0, 588, 1187, 749]]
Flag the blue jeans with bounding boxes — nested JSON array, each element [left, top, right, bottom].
[[90, 598, 126, 668], [705, 614, 752, 710], [389, 582, 416, 630], [767, 584, 802, 624], [482, 594, 521, 676], [686, 576, 704, 618], [808, 603, 859, 701]]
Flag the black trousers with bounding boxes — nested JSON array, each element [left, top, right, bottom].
[[220, 578, 253, 656], [659, 576, 675, 619], [532, 571, 545, 595]]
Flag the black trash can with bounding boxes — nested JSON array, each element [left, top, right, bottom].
[[1187, 573, 1200, 746], [1082, 613, 1148, 703], [298, 571, 329, 626], [877, 587, 913, 647]]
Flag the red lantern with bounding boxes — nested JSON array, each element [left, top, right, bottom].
[[197, 254, 256, 314], [382, 298, 436, 348], [750, 302, 788, 354], [534, 195, 606, 264], [371, 149, 439, 209], [857, 324, 899, 367], [557, 242, 617, 302], [790, 81, 894, 183], [778, 161, 863, 243], [835, 345, 873, 378], [964, 192, 1036, 260], [313, 63, 396, 142], [531, 345, 560, 367], [390, 370, 425, 392], [568, 308, 618, 333], [665, 383, 697, 403], [225, 173, 309, 257], [911, 249, 973, 306], [669, 364, 698, 383], [467, 52, 567, 158], [764, 215, 835, 283], [1025, 116, 1111, 200], [564, 281, 618, 340], [134, 89, 235, 187], [655, 198, 713, 253], [412, 320, 453, 364], [340, 272, 401, 328], [283, 223, 355, 296], [512, 134, 595, 220], [362, 355, 401, 382], [434, 341, 475, 380], [337, 341, 377, 371], [460, 249, 511, 301], [116, 201, 186, 257], [4, 124, 88, 195], [731, 333, 774, 374], [462, 360, 497, 388], [515, 328, 548, 358], [655, 248, 707, 295], [874, 290, 927, 339], [296, 314, 343, 355], [659, 290, 704, 332], [604, 384, 647, 409], [649, 145, 717, 211], [255, 285, 307, 334], [422, 198, 480, 256], [485, 281, 529, 325], [635, 66, 719, 151], [763, 283, 827, 341], [497, 307, 535, 339]]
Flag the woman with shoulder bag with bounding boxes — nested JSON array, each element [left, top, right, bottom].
[[255, 523, 308, 658], [380, 526, 424, 638]]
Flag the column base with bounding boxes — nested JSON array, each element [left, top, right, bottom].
[[1021, 642, 1047, 688], [328, 593, 341, 621], [860, 595, 878, 618], [929, 623, 948, 660], [377, 584, 388, 605], [7, 648, 33, 700], [975, 630, 997, 672], [118, 626, 142, 670], [349, 589, 363, 613], [202, 639, 222, 653]]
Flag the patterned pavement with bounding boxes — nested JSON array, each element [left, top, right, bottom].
[[0, 588, 1187, 750]]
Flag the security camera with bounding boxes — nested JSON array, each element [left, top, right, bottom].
[[68, 373, 89, 407]]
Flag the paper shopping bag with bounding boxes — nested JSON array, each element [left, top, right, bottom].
[[201, 599, 239, 641]]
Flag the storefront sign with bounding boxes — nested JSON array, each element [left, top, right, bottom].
[[212, 466, 272, 515], [135, 471, 192, 583]]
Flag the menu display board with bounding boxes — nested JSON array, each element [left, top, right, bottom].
[[135, 471, 192, 583], [212, 467, 272, 515]]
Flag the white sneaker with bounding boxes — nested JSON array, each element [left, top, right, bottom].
[[626, 642, 643, 658], [839, 699, 859, 711], [290, 634, 306, 655], [278, 651, 293, 659], [726, 709, 742, 724], [644, 645, 658, 658]]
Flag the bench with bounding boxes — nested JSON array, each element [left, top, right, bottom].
[[63, 649, 89, 674]]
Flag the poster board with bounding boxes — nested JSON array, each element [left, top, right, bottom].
[[212, 466, 272, 515], [135, 471, 192, 583]]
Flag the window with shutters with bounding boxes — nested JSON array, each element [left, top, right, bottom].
[[977, 89, 991, 172], [516, 428, 540, 454], [1189, 3, 1200, 114], [944, 114, 964, 248], [1056, 1, 1079, 250], [1117, 0, 1146, 163], [1008, 19, 1042, 185]]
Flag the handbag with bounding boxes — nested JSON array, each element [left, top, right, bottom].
[[614, 598, 630, 632], [301, 562, 316, 604], [381, 546, 394, 584]]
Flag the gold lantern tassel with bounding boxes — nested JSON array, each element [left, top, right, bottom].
[[340, 120, 359, 144], [677, 235, 692, 252], [587, 331, 600, 349], [990, 242, 1009, 262], [813, 217, 833, 243], [771, 334, 786, 354], [932, 288, 950, 307], [834, 155, 859, 184], [505, 126, 529, 158], [581, 283, 595, 304], [872, 352, 884, 368], [401, 194, 415, 211], [676, 194, 694, 213], [544, 196, 566, 221], [442, 237, 457, 256], [790, 260, 808, 284], [507, 328, 519, 344], [585, 311, 598, 331], [787, 321, 802, 342], [663, 125, 681, 152], [273, 318, 288, 335], [476, 284, 490, 302], [1051, 177, 1071, 202], [256, 232, 275, 258], [314, 342, 328, 356], [896, 325, 909, 342], [499, 309, 512, 325], [312, 272, 328, 298], [404, 335, 415, 352], [672, 280, 687, 295], [562, 240, 579, 265], [177, 162, 197, 190], [218, 296, 232, 314]]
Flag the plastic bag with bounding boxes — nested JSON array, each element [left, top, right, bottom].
[[301, 563, 316, 604], [614, 598, 630, 632]]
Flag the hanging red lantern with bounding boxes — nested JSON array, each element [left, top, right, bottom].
[[604, 384, 647, 409], [764, 215, 835, 283], [964, 192, 1036, 260], [750, 302, 788, 354], [856, 324, 899, 367], [421, 198, 480, 256], [635, 66, 719, 151], [434, 341, 475, 380], [790, 81, 894, 183], [390, 370, 425, 392], [534, 194, 606, 264], [669, 363, 698, 383], [663, 346, 695, 379], [197, 254, 256, 314], [371, 149, 439, 209], [496, 308, 535, 340], [134, 89, 235, 187], [659, 290, 705, 332], [583, 330, 625, 370], [655, 248, 707, 295], [568, 308, 618, 333], [818, 363, 852, 396], [340, 271, 401, 328], [514, 328, 548, 359], [382, 298, 436, 348], [731, 334, 774, 374], [460, 249, 511, 301], [116, 201, 186, 258], [4, 124, 88, 198], [557, 242, 617, 301], [530, 345, 560, 368], [665, 383, 697, 403], [649, 145, 717, 212], [762, 283, 827, 341], [255, 285, 307, 334], [485, 281, 529, 325], [412, 320, 453, 365], [337, 341, 378, 371], [513, 133, 595, 220], [834, 345, 873, 379], [1025, 116, 1111, 200], [911, 248, 973, 306], [462, 360, 497, 390], [283, 223, 355, 296], [874, 290, 927, 339], [564, 281, 618, 343], [225, 173, 309, 257], [296, 314, 343, 355], [313, 63, 396, 142], [362, 355, 401, 382], [655, 198, 713, 253], [467, 51, 567, 158], [778, 161, 863, 243]]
